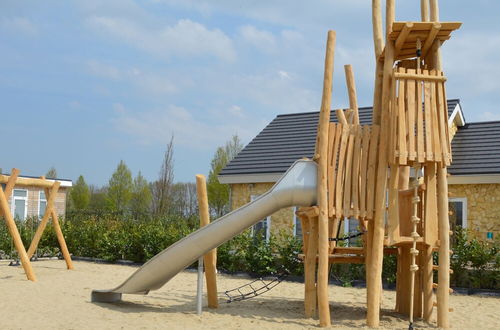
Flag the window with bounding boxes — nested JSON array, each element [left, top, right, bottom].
[[38, 191, 47, 219], [250, 195, 271, 242], [11, 189, 28, 221], [343, 217, 362, 247], [293, 207, 303, 240], [449, 198, 467, 230]]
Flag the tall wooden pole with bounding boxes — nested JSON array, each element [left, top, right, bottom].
[[50, 203, 74, 270], [196, 174, 218, 309], [316, 30, 336, 328], [429, 1, 450, 327], [367, 0, 395, 327], [421, 0, 430, 22]]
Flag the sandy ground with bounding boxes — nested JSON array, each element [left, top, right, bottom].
[[0, 260, 498, 329]]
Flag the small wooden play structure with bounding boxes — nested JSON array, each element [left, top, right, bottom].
[[294, 0, 460, 328], [0, 168, 74, 281]]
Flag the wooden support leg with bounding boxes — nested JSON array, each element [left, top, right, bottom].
[[196, 174, 218, 309], [422, 245, 434, 321], [0, 186, 36, 281], [304, 216, 318, 318], [437, 167, 450, 328], [51, 206, 74, 270]]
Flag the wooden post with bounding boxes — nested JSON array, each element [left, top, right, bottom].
[[367, 0, 395, 327], [50, 199, 74, 270], [304, 215, 318, 318], [430, 0, 439, 21], [421, 0, 430, 22], [315, 30, 336, 328], [196, 174, 218, 309], [344, 65, 359, 125], [0, 182, 36, 281]]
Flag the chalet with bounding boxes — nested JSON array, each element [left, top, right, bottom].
[[1, 174, 72, 220], [219, 99, 499, 241]]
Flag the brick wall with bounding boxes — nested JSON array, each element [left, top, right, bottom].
[[449, 183, 500, 240]]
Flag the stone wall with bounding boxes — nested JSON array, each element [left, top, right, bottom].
[[230, 183, 296, 236], [449, 183, 500, 240]]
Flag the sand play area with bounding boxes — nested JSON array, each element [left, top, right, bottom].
[[0, 259, 498, 329]]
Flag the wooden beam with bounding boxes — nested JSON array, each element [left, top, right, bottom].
[[336, 109, 348, 125], [344, 65, 360, 125], [316, 30, 336, 328], [0, 174, 56, 188], [0, 184, 36, 281], [196, 174, 218, 309], [421, 0, 430, 22], [394, 71, 446, 82], [47, 186, 74, 270], [430, 0, 439, 22], [372, 0, 384, 59], [4, 168, 20, 198], [394, 22, 414, 57], [421, 23, 442, 58]]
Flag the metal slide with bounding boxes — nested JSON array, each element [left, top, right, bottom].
[[91, 159, 317, 303]]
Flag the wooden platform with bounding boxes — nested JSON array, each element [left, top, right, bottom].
[[379, 21, 461, 61]]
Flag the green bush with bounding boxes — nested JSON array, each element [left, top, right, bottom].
[[1, 215, 498, 290]]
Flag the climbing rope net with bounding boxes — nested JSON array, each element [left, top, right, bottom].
[[224, 270, 289, 303]]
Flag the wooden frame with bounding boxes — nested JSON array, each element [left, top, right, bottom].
[[0, 169, 74, 281]]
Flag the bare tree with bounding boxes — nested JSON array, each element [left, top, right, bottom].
[[152, 135, 174, 216]]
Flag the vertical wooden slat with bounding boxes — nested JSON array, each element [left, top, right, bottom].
[[423, 72, 433, 161], [345, 64, 360, 124], [387, 164, 400, 244], [327, 123, 337, 217], [343, 126, 356, 217], [436, 76, 449, 166], [398, 68, 408, 165], [335, 125, 349, 218], [390, 73, 398, 164], [441, 72, 452, 163], [359, 125, 371, 219], [430, 71, 442, 163], [416, 71, 425, 163], [351, 125, 363, 218], [406, 69, 417, 162], [329, 124, 342, 218], [366, 125, 380, 219]]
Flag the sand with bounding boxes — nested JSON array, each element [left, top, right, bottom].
[[0, 260, 498, 329]]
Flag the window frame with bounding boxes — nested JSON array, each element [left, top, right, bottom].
[[11, 188, 28, 221], [38, 190, 47, 219], [449, 197, 467, 228], [250, 195, 271, 242]]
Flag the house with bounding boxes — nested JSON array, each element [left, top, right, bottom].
[[219, 99, 499, 241], [1, 174, 73, 220]]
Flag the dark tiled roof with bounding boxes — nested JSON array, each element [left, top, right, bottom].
[[220, 99, 468, 177], [448, 121, 500, 175]]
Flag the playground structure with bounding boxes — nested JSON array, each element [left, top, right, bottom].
[[0, 169, 74, 281], [92, 0, 460, 328]]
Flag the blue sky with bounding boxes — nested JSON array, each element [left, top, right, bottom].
[[1, 0, 499, 185]]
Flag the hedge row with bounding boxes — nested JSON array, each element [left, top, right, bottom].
[[0, 215, 497, 289]]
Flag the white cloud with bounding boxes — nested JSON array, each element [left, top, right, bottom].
[[86, 60, 177, 94], [1, 17, 38, 36], [479, 111, 500, 122], [239, 25, 276, 52], [86, 16, 236, 61], [111, 104, 258, 149]]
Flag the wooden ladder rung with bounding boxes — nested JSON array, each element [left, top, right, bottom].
[[432, 265, 453, 274], [432, 283, 454, 293], [432, 302, 454, 312]]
